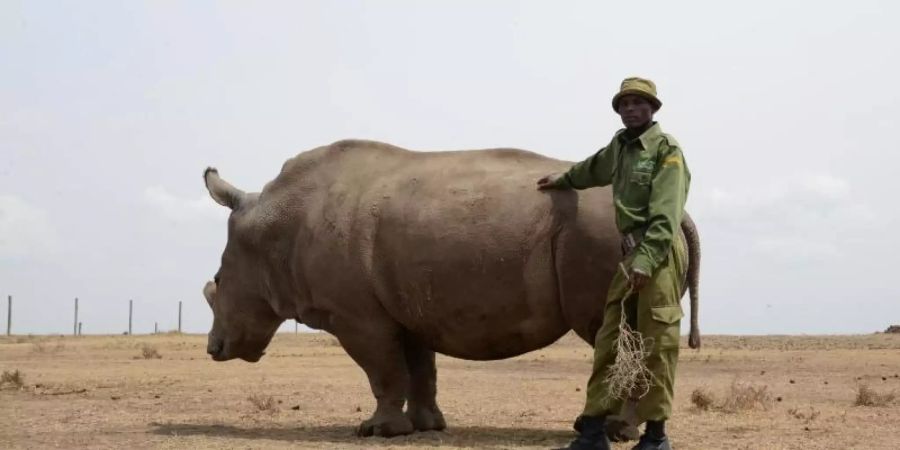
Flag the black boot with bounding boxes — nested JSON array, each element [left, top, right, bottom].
[[630, 421, 671, 450], [555, 415, 611, 450]]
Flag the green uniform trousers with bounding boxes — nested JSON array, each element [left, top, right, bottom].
[[582, 232, 687, 421]]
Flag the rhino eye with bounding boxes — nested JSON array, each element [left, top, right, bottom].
[[214, 275, 221, 285]]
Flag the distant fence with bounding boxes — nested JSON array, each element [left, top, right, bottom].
[[2, 295, 201, 336], [3, 295, 302, 336]]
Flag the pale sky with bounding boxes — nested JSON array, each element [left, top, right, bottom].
[[1, 1, 898, 336]]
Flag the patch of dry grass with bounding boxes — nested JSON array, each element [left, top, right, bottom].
[[854, 384, 896, 407], [1, 369, 24, 389], [690, 387, 715, 411], [788, 406, 821, 423], [31, 340, 66, 354], [720, 380, 772, 412], [247, 393, 278, 412], [690, 381, 772, 413], [139, 344, 162, 359]]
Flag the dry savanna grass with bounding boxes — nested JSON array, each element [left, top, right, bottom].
[[2, 333, 900, 449], [689, 387, 715, 411], [854, 384, 896, 407], [139, 344, 162, 360], [30, 340, 66, 354], [689, 380, 772, 413], [1, 369, 24, 389], [787, 406, 821, 423], [248, 393, 279, 412]]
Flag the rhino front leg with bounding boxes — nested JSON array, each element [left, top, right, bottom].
[[403, 335, 446, 432], [337, 328, 415, 438]]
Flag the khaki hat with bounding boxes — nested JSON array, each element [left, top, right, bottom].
[[612, 77, 662, 112]]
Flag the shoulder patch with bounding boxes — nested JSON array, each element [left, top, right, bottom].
[[662, 154, 683, 167]]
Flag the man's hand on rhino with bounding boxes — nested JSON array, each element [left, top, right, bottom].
[[536, 173, 564, 190]]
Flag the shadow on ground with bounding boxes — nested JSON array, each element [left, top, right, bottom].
[[150, 422, 573, 448]]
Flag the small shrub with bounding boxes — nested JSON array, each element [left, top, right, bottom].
[[690, 388, 716, 411], [788, 406, 820, 423], [720, 381, 772, 412], [248, 394, 277, 412], [31, 340, 65, 354], [854, 384, 896, 407], [140, 345, 162, 359], [1, 370, 24, 389]]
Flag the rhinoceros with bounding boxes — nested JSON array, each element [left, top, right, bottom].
[[202, 139, 700, 438]]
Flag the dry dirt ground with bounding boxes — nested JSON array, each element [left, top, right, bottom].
[[2, 332, 899, 449]]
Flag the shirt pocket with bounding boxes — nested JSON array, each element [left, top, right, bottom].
[[631, 171, 651, 186], [625, 170, 652, 205]]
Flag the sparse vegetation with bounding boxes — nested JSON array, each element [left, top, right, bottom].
[[247, 393, 277, 412], [854, 384, 896, 407], [139, 345, 162, 359], [720, 380, 772, 412], [31, 340, 66, 354], [1, 369, 24, 389], [690, 381, 772, 413], [788, 406, 821, 423], [3, 332, 900, 448], [690, 387, 715, 411]]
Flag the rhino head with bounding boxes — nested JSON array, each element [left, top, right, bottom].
[[202, 167, 282, 362]]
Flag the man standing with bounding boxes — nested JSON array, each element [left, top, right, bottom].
[[537, 77, 690, 450]]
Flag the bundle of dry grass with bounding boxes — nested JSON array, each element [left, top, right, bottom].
[[602, 264, 656, 402]]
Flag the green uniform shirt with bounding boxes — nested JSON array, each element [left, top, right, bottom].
[[555, 122, 690, 275]]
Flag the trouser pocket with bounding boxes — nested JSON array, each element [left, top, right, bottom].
[[648, 305, 683, 350]]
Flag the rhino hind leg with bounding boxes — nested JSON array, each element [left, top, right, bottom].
[[402, 335, 446, 432], [338, 329, 415, 437]]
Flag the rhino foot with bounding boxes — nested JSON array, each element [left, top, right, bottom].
[[406, 405, 446, 432], [356, 413, 415, 438]]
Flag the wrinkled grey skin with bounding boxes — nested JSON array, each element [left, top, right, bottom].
[[202, 139, 700, 438]]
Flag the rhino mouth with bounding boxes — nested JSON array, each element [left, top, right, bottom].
[[239, 351, 265, 363], [209, 350, 265, 363], [208, 338, 266, 363]]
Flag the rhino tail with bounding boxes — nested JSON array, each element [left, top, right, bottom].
[[681, 213, 701, 349]]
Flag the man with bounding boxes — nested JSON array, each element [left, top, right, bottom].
[[537, 77, 690, 450]]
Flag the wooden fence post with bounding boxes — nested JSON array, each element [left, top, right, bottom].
[[128, 299, 133, 335]]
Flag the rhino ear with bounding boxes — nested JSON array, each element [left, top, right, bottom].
[[204, 167, 246, 209]]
